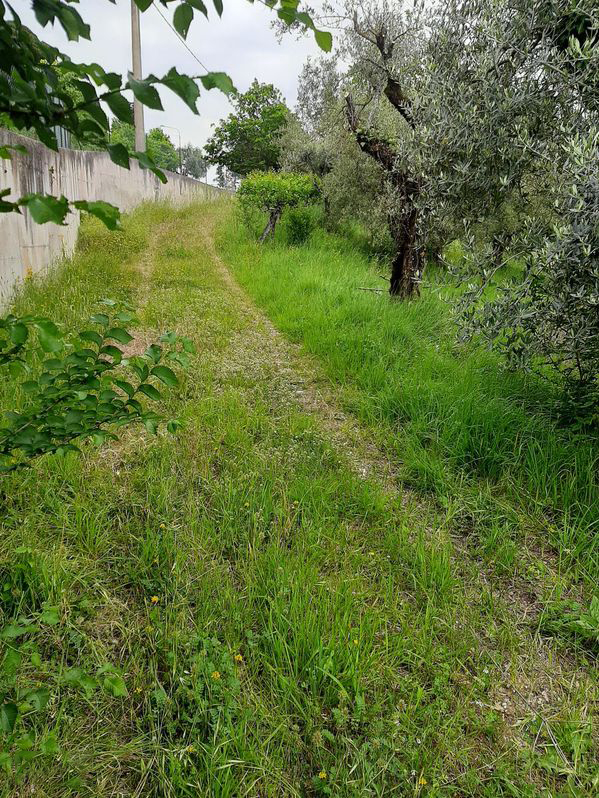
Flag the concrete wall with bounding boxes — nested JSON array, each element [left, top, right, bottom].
[[0, 130, 226, 305]]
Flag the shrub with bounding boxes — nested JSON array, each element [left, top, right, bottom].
[[282, 205, 318, 246], [238, 171, 320, 242]]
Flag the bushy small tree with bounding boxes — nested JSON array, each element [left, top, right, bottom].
[[238, 172, 320, 242], [205, 81, 289, 176]]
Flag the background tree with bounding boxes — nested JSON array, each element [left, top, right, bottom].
[[146, 128, 179, 173], [180, 144, 207, 180], [204, 80, 289, 176]]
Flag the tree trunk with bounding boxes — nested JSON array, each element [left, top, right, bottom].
[[389, 205, 421, 298], [259, 207, 281, 243]]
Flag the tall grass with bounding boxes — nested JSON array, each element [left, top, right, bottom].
[[217, 212, 599, 583]]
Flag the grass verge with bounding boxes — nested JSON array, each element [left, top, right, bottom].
[[0, 201, 596, 796]]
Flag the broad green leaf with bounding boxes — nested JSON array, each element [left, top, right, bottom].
[[9, 322, 28, 345], [35, 320, 63, 353], [0, 702, 18, 733], [107, 142, 130, 169], [40, 732, 59, 756], [138, 383, 161, 401], [134, 151, 167, 183], [79, 330, 103, 346], [2, 648, 22, 676], [173, 3, 194, 38], [0, 144, 27, 159], [161, 67, 199, 113], [151, 365, 178, 387], [104, 92, 134, 125], [212, 0, 223, 17], [106, 327, 133, 345], [26, 687, 50, 711], [103, 673, 128, 697], [40, 607, 60, 625], [1, 624, 38, 640], [19, 194, 69, 225], [114, 379, 135, 398], [144, 417, 159, 435], [200, 72, 236, 94], [314, 29, 333, 52], [128, 75, 163, 110], [74, 200, 120, 230], [187, 0, 208, 17]]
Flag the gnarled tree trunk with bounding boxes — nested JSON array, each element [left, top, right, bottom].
[[345, 95, 421, 299], [259, 206, 282, 243], [389, 204, 421, 298]]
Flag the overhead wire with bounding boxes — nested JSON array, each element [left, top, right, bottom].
[[151, 2, 211, 73]]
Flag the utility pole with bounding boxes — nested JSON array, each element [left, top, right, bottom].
[[130, 1, 145, 152]]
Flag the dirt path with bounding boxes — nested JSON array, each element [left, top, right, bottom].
[[194, 204, 597, 774], [199, 208, 404, 498]]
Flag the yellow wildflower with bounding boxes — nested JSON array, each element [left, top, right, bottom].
[[353, 639, 359, 646], [418, 776, 427, 786], [134, 686, 142, 694], [159, 523, 166, 529], [150, 595, 159, 604], [234, 654, 243, 663], [186, 745, 195, 753], [211, 670, 221, 680], [318, 771, 327, 780]]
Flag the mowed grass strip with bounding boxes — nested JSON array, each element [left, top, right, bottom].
[[0, 202, 596, 797], [217, 212, 599, 587]]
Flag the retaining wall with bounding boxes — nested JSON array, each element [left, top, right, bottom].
[[0, 130, 226, 305]]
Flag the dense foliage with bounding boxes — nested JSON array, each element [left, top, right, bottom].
[[0, 302, 193, 472], [280, 0, 599, 412], [204, 80, 289, 176], [238, 171, 320, 241], [110, 122, 180, 172]]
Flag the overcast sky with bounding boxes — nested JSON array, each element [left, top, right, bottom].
[[12, 0, 328, 178]]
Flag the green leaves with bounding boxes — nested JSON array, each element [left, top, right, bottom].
[[26, 687, 50, 712], [151, 365, 179, 387], [128, 75, 163, 111], [74, 200, 121, 230], [0, 703, 18, 733], [35, 320, 63, 353], [173, 2, 194, 38], [18, 195, 69, 225], [161, 67, 200, 113], [200, 72, 236, 95], [314, 29, 332, 52], [108, 142, 131, 169], [138, 383, 162, 401], [106, 327, 133, 345], [1, 301, 191, 471]]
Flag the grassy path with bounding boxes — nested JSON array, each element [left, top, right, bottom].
[[0, 202, 597, 797]]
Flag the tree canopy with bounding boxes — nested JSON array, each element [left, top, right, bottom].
[[204, 80, 289, 176]]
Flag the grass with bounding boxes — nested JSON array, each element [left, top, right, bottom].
[[217, 211, 599, 586], [0, 201, 597, 796]]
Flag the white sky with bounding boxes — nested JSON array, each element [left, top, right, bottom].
[[11, 0, 328, 180]]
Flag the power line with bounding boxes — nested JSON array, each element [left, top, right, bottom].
[[152, 2, 210, 73]]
